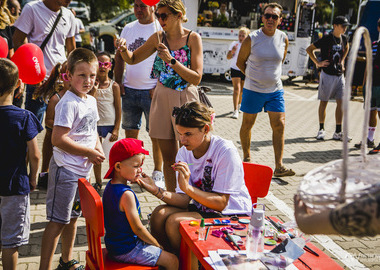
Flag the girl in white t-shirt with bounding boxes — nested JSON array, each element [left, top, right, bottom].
[[92, 51, 121, 193], [227, 27, 250, 119], [137, 101, 252, 257]]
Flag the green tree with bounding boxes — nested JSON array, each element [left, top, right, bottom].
[[81, 0, 132, 21], [315, 0, 360, 26]]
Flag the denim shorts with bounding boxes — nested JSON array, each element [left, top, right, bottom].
[[25, 84, 47, 123], [0, 194, 30, 248], [241, 88, 285, 114], [46, 158, 85, 224], [97, 125, 115, 138], [122, 87, 152, 132], [110, 239, 162, 266]]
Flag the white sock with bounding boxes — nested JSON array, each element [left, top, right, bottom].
[[368, 127, 376, 141]]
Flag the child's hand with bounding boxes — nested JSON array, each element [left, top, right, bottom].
[[87, 149, 106, 165], [110, 129, 119, 142], [136, 172, 157, 194], [171, 161, 190, 192]]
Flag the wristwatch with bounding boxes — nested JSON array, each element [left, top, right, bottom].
[[169, 58, 176, 67]]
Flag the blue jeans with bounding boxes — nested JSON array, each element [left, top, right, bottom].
[[25, 84, 47, 123], [121, 87, 152, 132]]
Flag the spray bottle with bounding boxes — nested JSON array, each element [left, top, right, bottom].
[[246, 203, 265, 260]]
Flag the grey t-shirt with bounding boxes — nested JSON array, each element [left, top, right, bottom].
[[244, 28, 287, 93]]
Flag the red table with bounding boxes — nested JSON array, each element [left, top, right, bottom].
[[179, 217, 343, 270]]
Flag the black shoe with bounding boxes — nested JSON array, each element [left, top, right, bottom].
[[354, 139, 375, 149], [37, 173, 48, 189], [369, 143, 380, 155]]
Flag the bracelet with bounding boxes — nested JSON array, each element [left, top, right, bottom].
[[159, 190, 165, 200], [154, 187, 160, 196]]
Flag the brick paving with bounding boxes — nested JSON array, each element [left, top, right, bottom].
[[2, 78, 380, 269]]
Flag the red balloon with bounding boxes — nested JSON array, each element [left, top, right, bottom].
[[0, 36, 8, 58], [141, 0, 160, 6], [11, 43, 46, 85]]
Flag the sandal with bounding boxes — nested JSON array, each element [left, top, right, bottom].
[[274, 166, 296, 177], [243, 157, 251, 162], [92, 182, 102, 193], [56, 257, 84, 270]]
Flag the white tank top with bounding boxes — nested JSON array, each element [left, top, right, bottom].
[[97, 80, 115, 126], [244, 29, 286, 93]]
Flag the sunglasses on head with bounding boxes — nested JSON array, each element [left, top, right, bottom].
[[172, 107, 202, 119], [263, 13, 279, 20], [98, 61, 112, 69], [155, 12, 171, 21]]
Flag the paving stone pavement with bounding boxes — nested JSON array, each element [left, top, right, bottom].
[[3, 79, 380, 269]]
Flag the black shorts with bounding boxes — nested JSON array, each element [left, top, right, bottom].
[[230, 68, 245, 80]]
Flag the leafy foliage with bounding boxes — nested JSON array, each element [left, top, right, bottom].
[[80, 0, 132, 21]]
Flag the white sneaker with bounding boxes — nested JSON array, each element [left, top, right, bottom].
[[332, 132, 352, 142], [152, 170, 165, 189], [316, 129, 326, 140], [232, 110, 239, 119], [238, 104, 242, 113]]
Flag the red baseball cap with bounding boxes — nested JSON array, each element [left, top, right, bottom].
[[104, 138, 149, 179]]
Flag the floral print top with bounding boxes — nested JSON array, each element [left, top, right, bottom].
[[150, 32, 192, 91]]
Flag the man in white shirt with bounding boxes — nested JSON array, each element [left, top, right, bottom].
[[13, 0, 76, 123], [114, 0, 165, 188], [71, 9, 85, 48]]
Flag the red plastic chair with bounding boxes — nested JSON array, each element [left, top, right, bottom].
[[242, 162, 273, 204], [78, 178, 158, 270]]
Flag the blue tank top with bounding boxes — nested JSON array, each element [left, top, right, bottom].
[[103, 182, 141, 256], [150, 31, 192, 91]]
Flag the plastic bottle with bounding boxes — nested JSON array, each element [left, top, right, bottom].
[[198, 218, 205, 241], [246, 203, 265, 260]]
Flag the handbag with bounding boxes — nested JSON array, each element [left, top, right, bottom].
[[197, 86, 213, 108], [297, 27, 380, 212], [40, 8, 63, 51]]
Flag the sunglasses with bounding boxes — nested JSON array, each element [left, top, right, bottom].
[[263, 13, 279, 20], [61, 72, 69, 82], [172, 107, 202, 119], [98, 61, 112, 69], [155, 12, 171, 21]]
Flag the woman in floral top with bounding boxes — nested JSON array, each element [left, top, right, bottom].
[[118, 0, 203, 192]]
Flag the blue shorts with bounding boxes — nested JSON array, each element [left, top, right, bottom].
[[97, 125, 114, 138], [110, 239, 162, 266], [25, 84, 47, 123], [240, 88, 285, 114], [122, 87, 152, 132]]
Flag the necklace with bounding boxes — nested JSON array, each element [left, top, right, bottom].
[[332, 34, 342, 46]]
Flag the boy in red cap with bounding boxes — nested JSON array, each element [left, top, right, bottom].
[[102, 138, 178, 269]]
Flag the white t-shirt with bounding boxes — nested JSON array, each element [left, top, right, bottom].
[[228, 40, 242, 70], [175, 135, 252, 216], [53, 91, 99, 177], [14, 1, 76, 78], [74, 18, 85, 43], [216, 9, 230, 20], [120, 20, 162, 90]]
